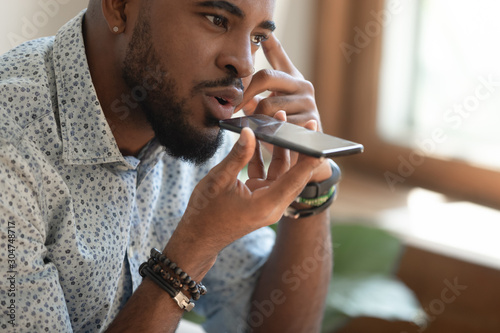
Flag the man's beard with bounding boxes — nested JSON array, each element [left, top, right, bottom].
[[121, 8, 226, 165]]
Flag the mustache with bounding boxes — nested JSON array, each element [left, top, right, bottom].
[[192, 76, 244, 92]]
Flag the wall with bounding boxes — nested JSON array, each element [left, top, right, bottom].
[[0, 1, 87, 54]]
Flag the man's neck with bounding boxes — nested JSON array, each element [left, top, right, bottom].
[[82, 12, 155, 157]]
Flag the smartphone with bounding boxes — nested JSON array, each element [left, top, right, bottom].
[[219, 114, 364, 158]]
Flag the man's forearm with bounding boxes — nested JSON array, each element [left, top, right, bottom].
[[105, 279, 184, 333], [249, 210, 333, 333]]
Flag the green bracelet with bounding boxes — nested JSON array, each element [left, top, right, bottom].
[[296, 185, 336, 207]]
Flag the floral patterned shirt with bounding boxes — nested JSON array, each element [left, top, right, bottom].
[[0, 10, 274, 333]]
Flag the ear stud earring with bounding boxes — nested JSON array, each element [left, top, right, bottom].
[[113, 26, 119, 33]]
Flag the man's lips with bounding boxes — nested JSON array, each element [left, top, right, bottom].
[[204, 87, 244, 120]]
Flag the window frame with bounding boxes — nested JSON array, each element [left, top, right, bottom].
[[313, 0, 500, 209]]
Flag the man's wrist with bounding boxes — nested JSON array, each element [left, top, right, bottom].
[[308, 158, 333, 183], [298, 159, 340, 199], [284, 159, 340, 219], [163, 226, 217, 282]]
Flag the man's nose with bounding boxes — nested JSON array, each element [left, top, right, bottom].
[[216, 35, 254, 78]]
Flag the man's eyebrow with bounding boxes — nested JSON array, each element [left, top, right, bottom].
[[195, 1, 277, 32], [260, 20, 276, 32], [196, 1, 244, 18]]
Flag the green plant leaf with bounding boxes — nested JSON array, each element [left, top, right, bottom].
[[321, 224, 426, 332], [331, 224, 403, 276], [183, 310, 206, 325], [321, 308, 350, 333]]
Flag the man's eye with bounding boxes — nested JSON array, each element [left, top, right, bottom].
[[250, 35, 268, 46], [205, 15, 228, 29]]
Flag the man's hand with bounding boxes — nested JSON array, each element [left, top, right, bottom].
[[163, 127, 323, 281], [238, 34, 320, 129]]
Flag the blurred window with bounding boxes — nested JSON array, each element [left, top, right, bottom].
[[378, 0, 500, 170]]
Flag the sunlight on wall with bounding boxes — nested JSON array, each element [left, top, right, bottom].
[[380, 188, 500, 270]]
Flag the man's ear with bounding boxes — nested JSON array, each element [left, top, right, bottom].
[[101, 0, 128, 34]]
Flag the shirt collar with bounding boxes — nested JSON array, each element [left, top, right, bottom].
[[53, 10, 147, 168]]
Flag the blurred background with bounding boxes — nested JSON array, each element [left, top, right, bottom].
[[1, 0, 499, 332]]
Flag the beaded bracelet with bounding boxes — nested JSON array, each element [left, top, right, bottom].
[[139, 248, 207, 312], [139, 262, 195, 312], [146, 258, 205, 301], [149, 248, 207, 300]]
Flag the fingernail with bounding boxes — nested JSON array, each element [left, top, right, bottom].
[[238, 128, 249, 147], [312, 120, 318, 131]]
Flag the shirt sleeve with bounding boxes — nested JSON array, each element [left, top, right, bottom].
[[195, 226, 276, 333], [0, 140, 73, 332]]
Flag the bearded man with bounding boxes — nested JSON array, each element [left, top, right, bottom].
[[0, 1, 335, 332]]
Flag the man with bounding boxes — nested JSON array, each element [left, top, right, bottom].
[[0, 0, 334, 332]]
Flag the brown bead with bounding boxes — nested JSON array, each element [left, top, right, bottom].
[[199, 284, 207, 295], [162, 257, 171, 266]]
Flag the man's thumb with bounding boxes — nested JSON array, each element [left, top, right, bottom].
[[215, 127, 256, 181]]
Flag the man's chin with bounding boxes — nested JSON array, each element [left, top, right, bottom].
[[158, 127, 224, 166]]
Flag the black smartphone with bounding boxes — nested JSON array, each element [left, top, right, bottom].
[[219, 114, 364, 158]]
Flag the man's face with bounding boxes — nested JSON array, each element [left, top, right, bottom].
[[122, 0, 276, 164]]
